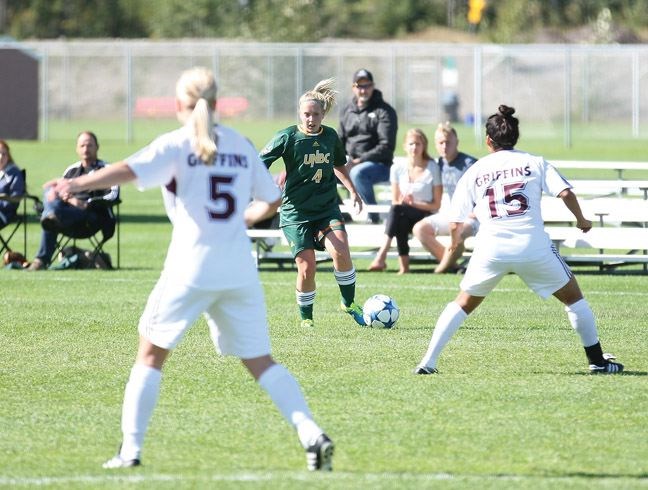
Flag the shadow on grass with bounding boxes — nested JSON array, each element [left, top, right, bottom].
[[570, 371, 647, 376]]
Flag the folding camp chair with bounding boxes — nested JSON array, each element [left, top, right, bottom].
[[0, 169, 42, 258], [53, 199, 121, 269]]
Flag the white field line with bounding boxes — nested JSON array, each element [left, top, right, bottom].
[[1, 471, 644, 486]]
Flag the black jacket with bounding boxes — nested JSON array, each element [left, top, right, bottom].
[[338, 89, 398, 166]]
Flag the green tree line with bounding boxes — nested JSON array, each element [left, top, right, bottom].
[[1, 0, 648, 43]]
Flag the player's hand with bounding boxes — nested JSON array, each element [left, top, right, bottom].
[[275, 170, 287, 190], [577, 218, 592, 233], [351, 191, 363, 213], [45, 177, 71, 195]]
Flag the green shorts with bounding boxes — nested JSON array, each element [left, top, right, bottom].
[[282, 213, 346, 258]]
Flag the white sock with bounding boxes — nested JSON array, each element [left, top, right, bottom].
[[334, 267, 356, 285], [565, 298, 599, 347], [296, 290, 316, 307], [418, 302, 467, 369], [258, 363, 323, 448], [119, 364, 162, 461]]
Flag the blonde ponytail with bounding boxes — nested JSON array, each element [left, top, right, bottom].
[[176, 67, 218, 165], [190, 98, 217, 164], [299, 77, 337, 116]]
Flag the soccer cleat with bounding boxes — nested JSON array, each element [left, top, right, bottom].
[[341, 302, 366, 326], [413, 366, 438, 375], [589, 353, 624, 374], [301, 319, 314, 328], [306, 433, 334, 471], [102, 454, 141, 469]]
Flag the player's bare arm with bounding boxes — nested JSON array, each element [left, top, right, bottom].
[[334, 166, 363, 212], [245, 198, 281, 228], [46, 161, 136, 196], [558, 188, 592, 233]]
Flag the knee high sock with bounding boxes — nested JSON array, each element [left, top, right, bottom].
[[565, 298, 599, 347], [565, 298, 604, 365], [334, 268, 356, 307], [119, 364, 162, 460], [418, 302, 467, 369], [296, 290, 316, 320], [258, 364, 323, 449]]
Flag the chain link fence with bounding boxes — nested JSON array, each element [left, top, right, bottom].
[[4, 40, 648, 144]]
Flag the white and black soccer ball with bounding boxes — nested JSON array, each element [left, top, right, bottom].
[[362, 294, 400, 329]]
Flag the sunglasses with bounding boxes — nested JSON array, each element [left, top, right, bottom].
[[354, 82, 373, 89]]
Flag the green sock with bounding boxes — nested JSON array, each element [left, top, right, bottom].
[[299, 304, 313, 320], [296, 290, 316, 320], [334, 268, 356, 307]]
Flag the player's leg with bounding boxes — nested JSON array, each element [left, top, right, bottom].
[[284, 223, 318, 327], [104, 338, 169, 468], [415, 291, 484, 374], [415, 255, 503, 374], [245, 356, 334, 470], [104, 279, 208, 468], [295, 249, 317, 327], [553, 276, 623, 374], [323, 225, 365, 326], [518, 247, 623, 374], [208, 284, 334, 471]]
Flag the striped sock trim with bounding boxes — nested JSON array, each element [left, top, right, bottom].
[[296, 290, 316, 306], [334, 268, 356, 286]]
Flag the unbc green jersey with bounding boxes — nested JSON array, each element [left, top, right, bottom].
[[260, 125, 346, 226]]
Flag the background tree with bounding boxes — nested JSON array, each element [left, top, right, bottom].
[[3, 0, 648, 42]]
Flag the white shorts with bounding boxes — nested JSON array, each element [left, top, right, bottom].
[[460, 244, 573, 299], [138, 275, 271, 358], [424, 212, 479, 237]]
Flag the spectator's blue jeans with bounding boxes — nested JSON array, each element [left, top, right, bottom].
[[35, 194, 101, 264], [349, 161, 390, 223]]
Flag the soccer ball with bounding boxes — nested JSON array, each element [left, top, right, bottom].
[[362, 294, 400, 329]]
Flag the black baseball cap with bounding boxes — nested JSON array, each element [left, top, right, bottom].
[[353, 69, 373, 84]]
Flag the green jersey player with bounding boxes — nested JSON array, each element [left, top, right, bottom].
[[260, 78, 365, 328]]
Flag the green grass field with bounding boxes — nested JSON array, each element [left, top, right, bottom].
[[1, 122, 647, 489]]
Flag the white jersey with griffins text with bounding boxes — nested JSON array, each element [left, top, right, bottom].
[[127, 124, 280, 289], [449, 149, 571, 261]]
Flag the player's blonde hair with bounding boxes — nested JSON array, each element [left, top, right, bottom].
[[298, 78, 337, 117], [176, 67, 218, 165]]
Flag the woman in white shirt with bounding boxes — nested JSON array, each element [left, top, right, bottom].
[[368, 128, 442, 274], [415, 105, 623, 375], [47, 67, 334, 471]]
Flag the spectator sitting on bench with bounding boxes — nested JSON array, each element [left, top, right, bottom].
[[412, 122, 478, 273], [339, 69, 398, 224], [27, 131, 119, 271], [368, 129, 442, 274]]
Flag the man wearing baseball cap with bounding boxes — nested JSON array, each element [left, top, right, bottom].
[[339, 69, 398, 224]]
